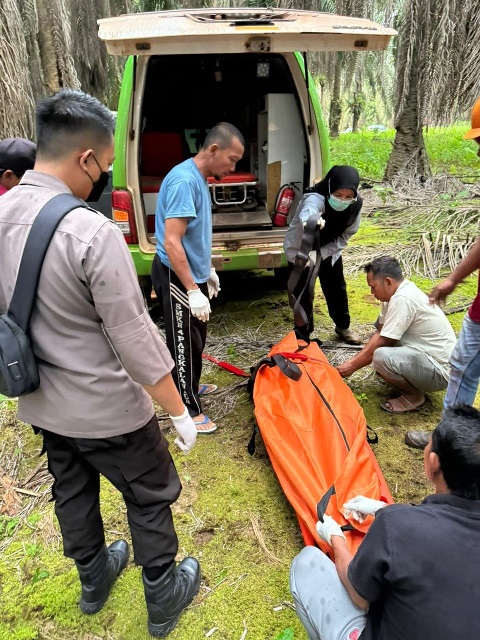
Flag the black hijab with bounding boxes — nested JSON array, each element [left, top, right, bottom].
[[310, 165, 362, 247], [315, 165, 360, 199]]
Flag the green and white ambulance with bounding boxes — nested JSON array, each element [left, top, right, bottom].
[[97, 8, 395, 289]]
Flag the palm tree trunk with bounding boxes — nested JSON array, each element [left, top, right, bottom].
[[351, 82, 362, 133], [36, 0, 61, 94], [384, 68, 430, 181], [329, 52, 342, 138], [384, 0, 431, 181], [0, 0, 36, 138]]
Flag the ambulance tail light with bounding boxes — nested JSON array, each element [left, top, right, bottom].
[[112, 190, 138, 245]]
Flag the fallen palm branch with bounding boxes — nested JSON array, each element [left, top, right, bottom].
[[344, 231, 475, 279], [444, 303, 470, 315], [249, 513, 285, 565], [358, 173, 480, 239], [156, 378, 246, 429], [0, 403, 55, 550]]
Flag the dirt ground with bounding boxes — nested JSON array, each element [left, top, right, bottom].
[[0, 205, 475, 639]]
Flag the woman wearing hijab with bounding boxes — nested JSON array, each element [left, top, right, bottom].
[[283, 165, 363, 345]]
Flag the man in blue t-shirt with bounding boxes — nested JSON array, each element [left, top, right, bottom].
[[290, 404, 480, 640], [152, 123, 244, 433]]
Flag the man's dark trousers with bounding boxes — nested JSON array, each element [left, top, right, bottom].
[[38, 415, 181, 567], [151, 255, 207, 418]]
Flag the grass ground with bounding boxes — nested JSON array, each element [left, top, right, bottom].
[[330, 123, 480, 181], [1, 127, 479, 639], [0, 260, 475, 640]]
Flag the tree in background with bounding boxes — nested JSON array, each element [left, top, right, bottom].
[[312, 0, 397, 136], [385, 0, 480, 180], [348, 88, 365, 133], [1, 0, 39, 138], [1, 0, 224, 139], [3, 0, 480, 162], [1, 0, 132, 139]]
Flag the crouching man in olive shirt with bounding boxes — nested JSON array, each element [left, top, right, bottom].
[[290, 404, 480, 640], [0, 90, 200, 638]]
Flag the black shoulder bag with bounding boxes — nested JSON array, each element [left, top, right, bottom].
[[0, 193, 86, 397]]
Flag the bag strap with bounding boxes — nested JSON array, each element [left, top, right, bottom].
[[247, 421, 260, 456], [366, 424, 379, 444], [271, 353, 303, 381], [287, 215, 322, 331], [317, 485, 355, 532], [8, 193, 86, 331]]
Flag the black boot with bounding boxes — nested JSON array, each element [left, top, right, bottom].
[[143, 557, 201, 637], [75, 539, 129, 614], [405, 429, 431, 449]]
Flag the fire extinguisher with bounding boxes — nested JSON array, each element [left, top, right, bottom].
[[272, 183, 299, 227]]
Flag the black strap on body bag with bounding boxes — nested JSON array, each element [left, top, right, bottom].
[[0, 193, 86, 397], [287, 215, 322, 332], [247, 353, 304, 455]]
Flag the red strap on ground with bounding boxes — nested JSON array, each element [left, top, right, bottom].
[[277, 351, 329, 365], [276, 352, 309, 361], [202, 353, 250, 378]]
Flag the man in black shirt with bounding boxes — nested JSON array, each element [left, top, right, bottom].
[[290, 404, 480, 640]]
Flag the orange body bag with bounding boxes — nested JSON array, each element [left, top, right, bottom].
[[250, 332, 393, 555]]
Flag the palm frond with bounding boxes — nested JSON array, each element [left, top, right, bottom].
[[0, 0, 35, 138]]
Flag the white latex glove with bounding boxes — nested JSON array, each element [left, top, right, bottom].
[[315, 515, 346, 546], [187, 288, 211, 322], [302, 215, 325, 229], [343, 496, 387, 524], [207, 267, 221, 299], [169, 406, 197, 453]]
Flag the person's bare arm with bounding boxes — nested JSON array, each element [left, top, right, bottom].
[[331, 537, 369, 610], [163, 218, 198, 291], [143, 372, 185, 416], [336, 329, 396, 378], [430, 237, 480, 304]]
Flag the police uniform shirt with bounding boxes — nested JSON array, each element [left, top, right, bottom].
[[0, 171, 174, 438]]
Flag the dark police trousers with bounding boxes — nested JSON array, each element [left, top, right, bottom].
[[151, 255, 207, 418], [38, 415, 181, 567]]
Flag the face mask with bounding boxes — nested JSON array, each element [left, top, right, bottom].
[[86, 155, 110, 202], [328, 194, 355, 212]]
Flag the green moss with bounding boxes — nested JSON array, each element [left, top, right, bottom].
[[0, 397, 308, 640], [330, 123, 478, 180], [351, 221, 409, 247], [0, 623, 38, 640], [2, 191, 480, 639]]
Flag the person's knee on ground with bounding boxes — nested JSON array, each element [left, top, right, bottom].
[[290, 546, 367, 640], [290, 547, 325, 640]]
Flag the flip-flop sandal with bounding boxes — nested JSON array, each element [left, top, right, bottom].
[[198, 384, 218, 396], [193, 415, 218, 434], [380, 397, 425, 414]]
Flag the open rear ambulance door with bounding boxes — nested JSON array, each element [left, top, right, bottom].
[[98, 9, 395, 273], [98, 8, 396, 56]]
